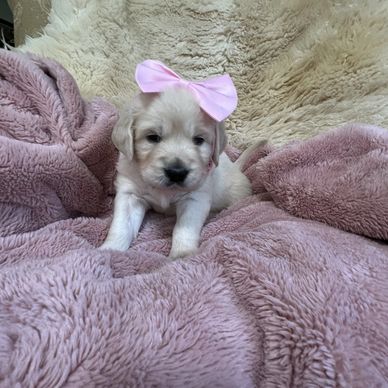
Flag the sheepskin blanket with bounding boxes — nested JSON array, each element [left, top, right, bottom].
[[13, 0, 388, 149], [1, 49, 388, 387]]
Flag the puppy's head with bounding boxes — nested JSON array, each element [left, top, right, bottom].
[[112, 87, 227, 191]]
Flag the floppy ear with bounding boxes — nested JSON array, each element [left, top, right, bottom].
[[112, 93, 158, 161], [111, 104, 135, 161], [212, 121, 227, 166]]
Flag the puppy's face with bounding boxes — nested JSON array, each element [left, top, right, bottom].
[[114, 87, 226, 192]]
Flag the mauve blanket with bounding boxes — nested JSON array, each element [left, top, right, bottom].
[[0, 49, 118, 237], [1, 50, 388, 387]]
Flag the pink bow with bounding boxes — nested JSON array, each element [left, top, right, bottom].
[[135, 60, 238, 122]]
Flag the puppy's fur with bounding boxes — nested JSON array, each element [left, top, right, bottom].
[[101, 87, 252, 258]]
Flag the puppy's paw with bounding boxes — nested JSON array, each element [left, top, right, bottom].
[[99, 239, 129, 252], [168, 244, 197, 260]]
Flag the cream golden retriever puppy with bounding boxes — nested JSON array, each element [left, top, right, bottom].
[[100, 87, 253, 259]]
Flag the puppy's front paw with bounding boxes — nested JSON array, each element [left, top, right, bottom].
[[168, 243, 197, 260], [99, 238, 130, 252]]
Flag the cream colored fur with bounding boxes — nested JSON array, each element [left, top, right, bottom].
[[15, 0, 388, 149], [100, 88, 252, 258]]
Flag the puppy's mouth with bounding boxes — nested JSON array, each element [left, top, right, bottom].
[[145, 175, 189, 191], [166, 181, 185, 188], [162, 179, 191, 191], [159, 177, 191, 191], [152, 174, 202, 192]]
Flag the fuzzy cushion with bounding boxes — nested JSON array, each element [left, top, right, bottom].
[[13, 0, 388, 148]]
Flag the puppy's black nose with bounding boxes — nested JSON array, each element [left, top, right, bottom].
[[164, 161, 189, 183]]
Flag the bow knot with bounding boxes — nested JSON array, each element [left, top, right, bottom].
[[179, 79, 190, 87], [135, 60, 238, 122]]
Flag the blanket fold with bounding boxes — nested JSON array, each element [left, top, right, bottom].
[[0, 49, 118, 237], [250, 123, 388, 240], [0, 51, 387, 387]]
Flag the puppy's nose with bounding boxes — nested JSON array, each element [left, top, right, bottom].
[[164, 162, 189, 183]]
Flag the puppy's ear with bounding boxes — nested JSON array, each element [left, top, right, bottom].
[[212, 121, 227, 166], [111, 93, 156, 161], [111, 104, 135, 161]]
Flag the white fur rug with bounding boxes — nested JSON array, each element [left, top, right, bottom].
[[18, 0, 388, 147]]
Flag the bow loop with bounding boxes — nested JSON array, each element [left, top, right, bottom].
[[135, 60, 237, 122]]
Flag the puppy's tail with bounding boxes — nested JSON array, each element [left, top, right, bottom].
[[235, 139, 268, 170]]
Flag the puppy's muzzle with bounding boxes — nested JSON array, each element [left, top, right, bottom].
[[164, 159, 189, 184]]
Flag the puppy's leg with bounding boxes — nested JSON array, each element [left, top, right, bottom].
[[100, 192, 148, 251], [169, 194, 211, 259]]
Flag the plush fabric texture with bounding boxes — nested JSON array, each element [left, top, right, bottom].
[[12, 0, 388, 148], [6, 0, 50, 46], [0, 49, 118, 236], [1, 50, 388, 386], [252, 123, 388, 240]]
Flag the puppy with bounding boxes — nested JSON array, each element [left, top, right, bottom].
[[100, 87, 252, 259]]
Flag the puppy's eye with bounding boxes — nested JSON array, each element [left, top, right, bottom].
[[146, 134, 162, 143], [193, 136, 205, 146]]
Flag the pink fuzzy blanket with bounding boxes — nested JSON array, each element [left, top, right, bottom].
[[0, 50, 387, 387]]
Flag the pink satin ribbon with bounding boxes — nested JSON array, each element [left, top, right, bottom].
[[135, 60, 238, 122]]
